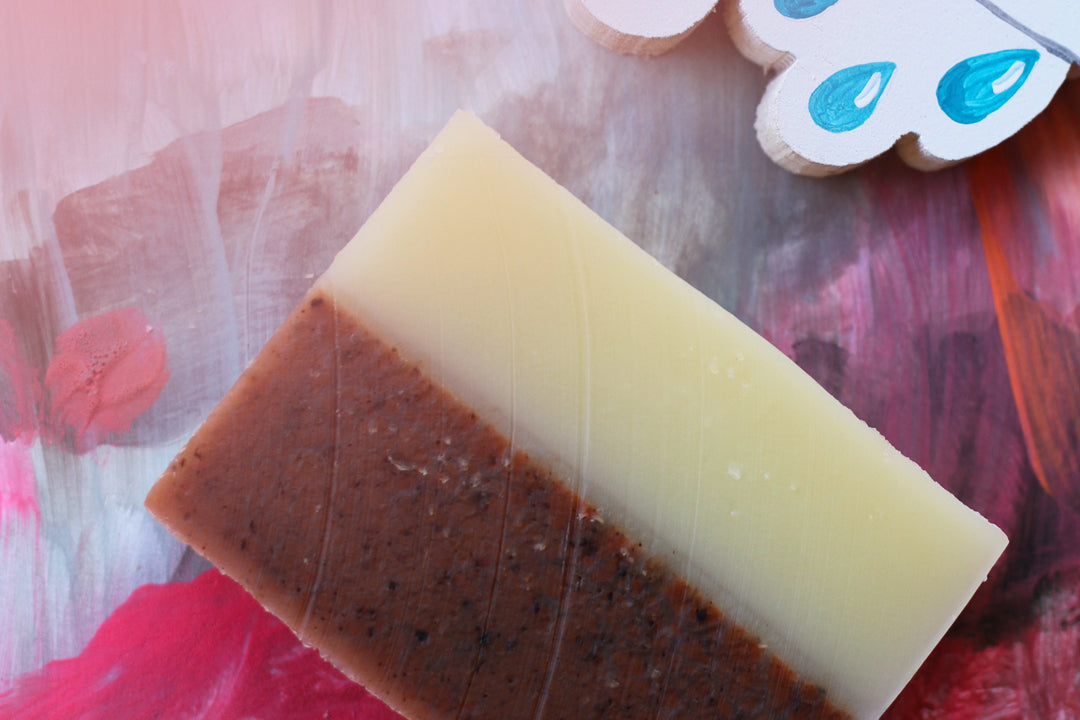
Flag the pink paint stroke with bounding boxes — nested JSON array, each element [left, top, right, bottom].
[[0, 437, 38, 528], [43, 307, 169, 453], [0, 569, 404, 720], [0, 434, 44, 690], [0, 318, 41, 442]]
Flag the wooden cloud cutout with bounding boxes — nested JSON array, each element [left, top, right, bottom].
[[565, 0, 1080, 175]]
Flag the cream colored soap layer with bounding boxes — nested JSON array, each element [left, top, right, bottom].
[[319, 111, 1007, 720]]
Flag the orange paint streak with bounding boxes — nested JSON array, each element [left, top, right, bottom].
[[968, 91, 1080, 514]]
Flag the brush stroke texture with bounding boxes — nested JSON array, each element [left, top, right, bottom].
[[0, 1, 1078, 716], [0, 570, 402, 720], [968, 88, 1080, 517]]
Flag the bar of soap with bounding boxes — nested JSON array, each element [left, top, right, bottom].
[[145, 112, 1007, 720]]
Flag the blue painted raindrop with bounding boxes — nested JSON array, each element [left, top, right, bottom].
[[809, 62, 896, 133], [774, 0, 839, 19], [937, 49, 1039, 124]]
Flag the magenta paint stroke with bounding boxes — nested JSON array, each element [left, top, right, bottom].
[[0, 570, 403, 720], [0, 437, 39, 528], [43, 308, 170, 454]]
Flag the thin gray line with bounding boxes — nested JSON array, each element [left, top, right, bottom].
[[973, 0, 1079, 64]]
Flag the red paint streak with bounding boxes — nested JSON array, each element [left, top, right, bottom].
[[0, 437, 38, 526], [0, 570, 404, 720], [884, 569, 1080, 718], [968, 109, 1080, 515], [43, 308, 169, 453], [0, 319, 41, 442]]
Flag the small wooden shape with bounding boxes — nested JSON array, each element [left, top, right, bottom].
[[566, 0, 1080, 175], [563, 0, 718, 56]]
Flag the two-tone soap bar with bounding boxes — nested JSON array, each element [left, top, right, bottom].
[[145, 112, 1007, 720]]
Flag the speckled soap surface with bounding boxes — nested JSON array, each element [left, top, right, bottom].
[[144, 111, 1005, 719]]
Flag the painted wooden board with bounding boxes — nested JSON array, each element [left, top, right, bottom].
[[567, 0, 1080, 175], [4, 0, 1080, 716]]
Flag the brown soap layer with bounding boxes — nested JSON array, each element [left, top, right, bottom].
[[146, 288, 851, 720]]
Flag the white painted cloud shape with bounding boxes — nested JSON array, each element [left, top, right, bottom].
[[566, 0, 1079, 174]]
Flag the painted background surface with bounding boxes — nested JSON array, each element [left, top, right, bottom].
[[0, 0, 1078, 717]]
